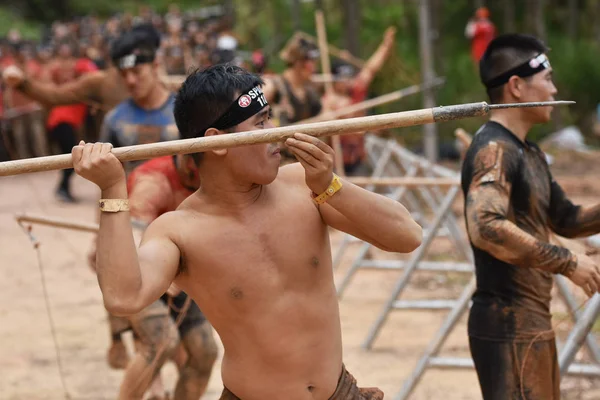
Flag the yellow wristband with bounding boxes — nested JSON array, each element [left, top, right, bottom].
[[312, 174, 343, 205], [99, 199, 130, 213]]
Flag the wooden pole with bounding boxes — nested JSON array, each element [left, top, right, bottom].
[[315, 11, 334, 94], [0, 101, 573, 177], [347, 176, 459, 187], [296, 77, 445, 125], [454, 127, 472, 148], [315, 10, 345, 176], [15, 213, 99, 233], [419, 0, 438, 162]]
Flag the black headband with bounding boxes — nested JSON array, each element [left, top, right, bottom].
[[210, 86, 268, 131], [484, 53, 551, 89], [116, 51, 156, 69]]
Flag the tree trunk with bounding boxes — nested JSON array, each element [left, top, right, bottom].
[[526, 0, 547, 41], [595, 0, 600, 43], [398, 0, 410, 32], [224, 0, 236, 28], [291, 0, 302, 31], [584, 0, 600, 43], [265, 0, 284, 58], [248, 0, 261, 49], [418, 0, 438, 162], [341, 0, 361, 56], [568, 0, 579, 39], [430, 0, 443, 74], [503, 0, 516, 32]]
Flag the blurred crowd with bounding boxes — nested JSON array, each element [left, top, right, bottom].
[[1, 4, 257, 77], [0, 4, 268, 161], [0, 3, 398, 205]]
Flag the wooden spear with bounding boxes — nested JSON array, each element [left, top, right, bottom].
[[15, 213, 146, 234], [15, 213, 100, 233], [295, 77, 445, 125], [314, 10, 345, 176], [0, 100, 574, 177]]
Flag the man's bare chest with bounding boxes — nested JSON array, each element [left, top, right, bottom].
[[176, 200, 332, 303]]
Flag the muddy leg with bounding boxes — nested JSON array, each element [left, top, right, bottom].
[[173, 321, 218, 400]]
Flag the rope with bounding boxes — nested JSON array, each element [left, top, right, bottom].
[[167, 293, 192, 314], [17, 219, 193, 399], [18, 222, 71, 400]]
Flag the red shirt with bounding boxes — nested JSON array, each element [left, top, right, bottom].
[[126, 156, 194, 223], [470, 20, 496, 62], [46, 58, 98, 131], [339, 77, 370, 166]]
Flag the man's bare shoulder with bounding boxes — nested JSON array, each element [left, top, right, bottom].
[[143, 210, 184, 238]]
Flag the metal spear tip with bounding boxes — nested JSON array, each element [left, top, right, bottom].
[[488, 100, 576, 109]]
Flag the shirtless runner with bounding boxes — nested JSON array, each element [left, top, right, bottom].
[[71, 64, 422, 400], [323, 27, 396, 176], [461, 33, 600, 399]]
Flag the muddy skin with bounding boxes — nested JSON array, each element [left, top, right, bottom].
[[460, 121, 600, 400]]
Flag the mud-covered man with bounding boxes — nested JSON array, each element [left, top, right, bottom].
[[461, 33, 600, 399]]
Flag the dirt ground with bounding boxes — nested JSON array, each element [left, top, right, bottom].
[[1, 158, 599, 400]]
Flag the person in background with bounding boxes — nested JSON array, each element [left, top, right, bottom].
[[322, 27, 396, 176], [465, 7, 496, 64], [2, 41, 49, 160], [45, 40, 97, 202]]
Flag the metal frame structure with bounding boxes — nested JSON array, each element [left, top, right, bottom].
[[559, 294, 600, 378], [328, 135, 600, 399], [333, 136, 474, 349], [395, 285, 600, 400]]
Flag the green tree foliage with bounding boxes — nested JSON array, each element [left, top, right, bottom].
[[2, 0, 599, 146]]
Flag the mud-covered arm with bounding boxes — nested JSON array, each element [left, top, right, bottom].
[[465, 141, 577, 276], [548, 179, 600, 238], [19, 71, 103, 107]]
